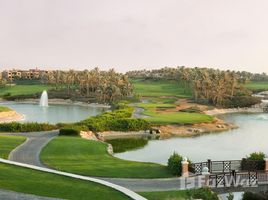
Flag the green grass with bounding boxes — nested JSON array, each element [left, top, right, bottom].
[[143, 109, 213, 125], [0, 163, 129, 200], [0, 106, 12, 112], [138, 103, 176, 109], [106, 138, 148, 153], [132, 79, 192, 97], [41, 136, 171, 178], [0, 135, 26, 158], [139, 188, 218, 200], [0, 84, 53, 97], [137, 98, 213, 125], [246, 81, 268, 92]]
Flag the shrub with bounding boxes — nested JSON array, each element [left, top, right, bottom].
[[241, 152, 265, 171], [107, 118, 151, 132], [0, 122, 57, 132], [222, 96, 261, 108], [80, 105, 151, 132], [243, 191, 266, 200], [167, 152, 183, 176], [227, 193, 234, 200], [59, 125, 88, 136], [247, 152, 266, 160], [189, 188, 218, 200]]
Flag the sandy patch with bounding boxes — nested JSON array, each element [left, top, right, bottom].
[[0, 111, 24, 123]]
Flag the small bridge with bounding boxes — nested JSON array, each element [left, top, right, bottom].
[[189, 159, 268, 194]]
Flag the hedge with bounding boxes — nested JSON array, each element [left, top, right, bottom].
[[241, 152, 265, 171], [59, 125, 88, 136], [0, 122, 57, 132], [79, 105, 151, 132]]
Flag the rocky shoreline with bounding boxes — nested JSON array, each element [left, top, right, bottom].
[[204, 107, 263, 116]]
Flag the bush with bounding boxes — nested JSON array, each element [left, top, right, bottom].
[[80, 106, 151, 132], [243, 191, 266, 200], [59, 125, 88, 136], [241, 152, 265, 171], [247, 152, 266, 160], [222, 95, 261, 108], [189, 188, 218, 200], [0, 122, 57, 132], [167, 152, 183, 176], [107, 118, 151, 132]]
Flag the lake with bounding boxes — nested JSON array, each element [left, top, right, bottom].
[[0, 102, 105, 124], [115, 113, 268, 164]]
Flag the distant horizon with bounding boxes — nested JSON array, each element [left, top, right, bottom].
[[1, 0, 268, 74], [1, 65, 267, 74]]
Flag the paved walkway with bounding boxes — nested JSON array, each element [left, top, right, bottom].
[[5, 131, 200, 192], [0, 189, 62, 200], [7, 131, 59, 167]]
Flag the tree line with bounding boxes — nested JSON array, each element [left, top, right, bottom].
[[127, 67, 261, 107], [40, 68, 133, 103]]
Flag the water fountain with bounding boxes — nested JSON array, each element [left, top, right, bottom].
[[39, 90, 48, 107]]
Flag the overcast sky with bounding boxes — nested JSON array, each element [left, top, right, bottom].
[[0, 0, 268, 73]]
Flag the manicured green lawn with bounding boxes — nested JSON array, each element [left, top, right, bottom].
[[41, 136, 171, 178], [246, 81, 268, 92], [138, 103, 176, 109], [106, 138, 148, 153], [0, 84, 53, 97], [139, 188, 218, 200], [0, 163, 130, 200], [0, 106, 12, 112], [0, 135, 26, 158], [137, 99, 213, 125], [143, 110, 213, 125], [132, 79, 192, 98]]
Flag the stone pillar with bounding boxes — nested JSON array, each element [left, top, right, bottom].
[[181, 157, 189, 177], [265, 157, 268, 172], [202, 167, 210, 187]]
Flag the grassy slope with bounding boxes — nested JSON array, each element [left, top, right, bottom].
[[132, 79, 213, 125], [41, 136, 171, 178], [132, 79, 192, 98], [0, 135, 26, 159], [143, 110, 213, 125], [106, 138, 148, 153], [0, 106, 12, 112], [0, 84, 53, 97], [0, 163, 129, 200], [246, 81, 268, 91]]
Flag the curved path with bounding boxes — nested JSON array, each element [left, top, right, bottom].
[[7, 131, 59, 167], [6, 131, 200, 192]]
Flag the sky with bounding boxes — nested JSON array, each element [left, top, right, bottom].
[[0, 0, 268, 73]]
